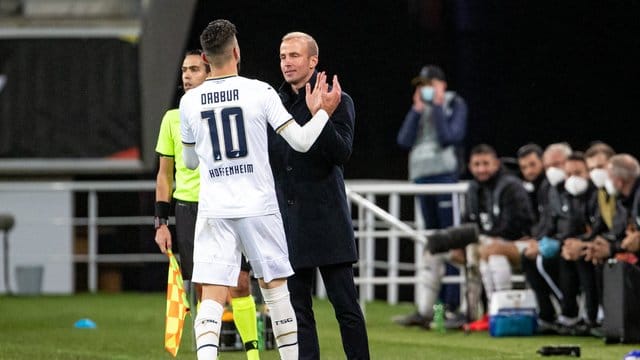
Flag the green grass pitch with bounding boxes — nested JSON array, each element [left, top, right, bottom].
[[0, 293, 637, 359]]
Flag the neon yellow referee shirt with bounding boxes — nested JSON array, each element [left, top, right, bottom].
[[155, 109, 199, 202]]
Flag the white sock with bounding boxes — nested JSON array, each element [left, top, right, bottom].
[[261, 283, 298, 360], [488, 255, 512, 292], [194, 299, 223, 360], [417, 252, 445, 317], [479, 259, 494, 300]]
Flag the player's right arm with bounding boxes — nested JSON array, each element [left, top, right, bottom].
[[179, 96, 200, 170], [277, 73, 342, 152], [182, 144, 199, 170]]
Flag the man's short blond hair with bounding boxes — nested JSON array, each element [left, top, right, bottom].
[[282, 31, 319, 57], [585, 141, 615, 159]]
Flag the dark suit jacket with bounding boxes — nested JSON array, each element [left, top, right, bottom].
[[268, 73, 357, 269]]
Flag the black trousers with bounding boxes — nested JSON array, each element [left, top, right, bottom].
[[522, 254, 562, 322], [289, 264, 370, 360], [175, 200, 198, 280], [559, 257, 599, 323]]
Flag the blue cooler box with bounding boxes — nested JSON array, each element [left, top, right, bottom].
[[489, 289, 538, 337]]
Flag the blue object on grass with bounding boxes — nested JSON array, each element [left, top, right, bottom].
[[624, 350, 640, 360], [74, 318, 97, 329]]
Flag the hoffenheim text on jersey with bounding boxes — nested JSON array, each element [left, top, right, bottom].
[[208, 163, 254, 178]]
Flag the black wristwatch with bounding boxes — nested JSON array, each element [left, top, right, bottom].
[[154, 217, 169, 230]]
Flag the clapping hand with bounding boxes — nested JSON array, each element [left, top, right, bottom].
[[305, 71, 342, 116], [585, 236, 611, 264], [621, 229, 640, 253], [562, 238, 587, 261]]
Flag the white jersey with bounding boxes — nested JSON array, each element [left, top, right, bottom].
[[180, 75, 292, 218]]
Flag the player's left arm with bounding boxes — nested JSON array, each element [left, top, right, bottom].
[[273, 75, 340, 153]]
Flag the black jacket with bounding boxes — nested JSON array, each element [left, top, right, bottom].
[[464, 169, 534, 240], [542, 181, 599, 241], [268, 73, 357, 269], [525, 174, 550, 238], [607, 177, 640, 257]]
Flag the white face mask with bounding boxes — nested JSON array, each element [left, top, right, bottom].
[[564, 176, 589, 196], [589, 168, 608, 188], [604, 178, 618, 196], [546, 167, 566, 187]]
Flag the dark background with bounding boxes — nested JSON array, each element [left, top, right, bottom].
[[178, 0, 640, 181], [0, 38, 140, 159]]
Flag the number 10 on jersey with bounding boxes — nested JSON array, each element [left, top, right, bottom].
[[201, 107, 248, 161]]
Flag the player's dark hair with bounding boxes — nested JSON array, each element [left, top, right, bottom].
[[199, 19, 237, 66], [517, 143, 543, 159], [469, 143, 497, 158], [567, 151, 586, 163], [184, 49, 211, 73], [185, 49, 203, 56]]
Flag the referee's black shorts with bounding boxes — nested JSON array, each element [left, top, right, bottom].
[[174, 200, 251, 280]]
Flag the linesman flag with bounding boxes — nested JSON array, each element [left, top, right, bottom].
[[165, 249, 190, 357]]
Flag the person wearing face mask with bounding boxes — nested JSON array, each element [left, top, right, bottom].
[[557, 142, 616, 337], [395, 65, 468, 328], [543, 143, 572, 188], [519, 142, 571, 333], [564, 143, 616, 266], [586, 154, 640, 265], [543, 152, 600, 334], [462, 144, 534, 331], [561, 143, 615, 260]]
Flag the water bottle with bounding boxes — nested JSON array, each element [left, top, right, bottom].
[[433, 303, 445, 333]]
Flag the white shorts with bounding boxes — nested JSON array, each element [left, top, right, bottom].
[[191, 212, 294, 286]]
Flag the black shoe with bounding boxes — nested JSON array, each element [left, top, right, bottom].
[[537, 319, 560, 335], [553, 321, 573, 336], [572, 319, 592, 336], [555, 319, 592, 336], [589, 325, 604, 338], [392, 312, 431, 328]]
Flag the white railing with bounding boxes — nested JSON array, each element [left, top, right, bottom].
[[343, 180, 468, 309], [0, 180, 161, 293], [0, 180, 469, 298]]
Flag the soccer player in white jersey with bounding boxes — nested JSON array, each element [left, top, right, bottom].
[[179, 19, 342, 360]]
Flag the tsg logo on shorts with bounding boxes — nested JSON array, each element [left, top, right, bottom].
[[275, 317, 294, 326]]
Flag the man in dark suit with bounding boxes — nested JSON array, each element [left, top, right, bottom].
[[268, 31, 370, 360]]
